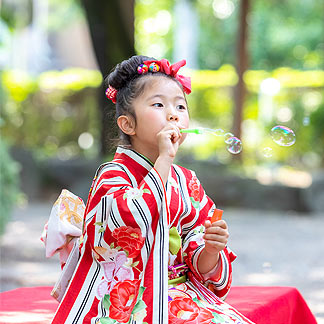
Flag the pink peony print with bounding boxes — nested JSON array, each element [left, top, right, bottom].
[[96, 251, 132, 299]]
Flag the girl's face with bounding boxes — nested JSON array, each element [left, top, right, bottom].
[[128, 76, 189, 160]]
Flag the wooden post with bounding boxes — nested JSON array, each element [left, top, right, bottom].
[[232, 0, 249, 143], [81, 0, 135, 156]]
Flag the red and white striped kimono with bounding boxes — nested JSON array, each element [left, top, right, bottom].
[[51, 146, 254, 324]]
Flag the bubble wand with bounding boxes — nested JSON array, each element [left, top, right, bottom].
[[180, 128, 224, 136]]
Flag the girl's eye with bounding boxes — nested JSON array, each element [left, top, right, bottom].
[[153, 103, 163, 108], [177, 105, 187, 110]]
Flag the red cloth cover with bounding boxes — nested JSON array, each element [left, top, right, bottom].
[[0, 286, 317, 324], [226, 286, 317, 324]]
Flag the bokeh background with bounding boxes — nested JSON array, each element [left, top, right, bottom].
[[0, 0, 324, 321]]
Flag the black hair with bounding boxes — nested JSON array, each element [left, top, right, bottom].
[[105, 55, 185, 147]]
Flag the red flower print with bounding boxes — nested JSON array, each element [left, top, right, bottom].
[[189, 176, 200, 207], [112, 226, 145, 258], [169, 297, 213, 324], [109, 279, 141, 323]]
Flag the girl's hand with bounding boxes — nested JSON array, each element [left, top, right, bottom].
[[203, 220, 229, 256], [156, 124, 183, 160]]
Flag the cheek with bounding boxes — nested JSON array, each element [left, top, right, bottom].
[[144, 110, 164, 127], [136, 110, 164, 133], [181, 112, 190, 127]]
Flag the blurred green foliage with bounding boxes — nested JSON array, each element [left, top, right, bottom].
[[1, 69, 102, 160], [1, 0, 82, 31], [135, 0, 323, 70], [185, 68, 324, 170], [1, 0, 323, 174], [134, 0, 324, 170], [135, 0, 173, 59], [1, 67, 323, 171], [0, 137, 20, 234]]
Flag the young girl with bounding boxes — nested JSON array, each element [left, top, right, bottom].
[[51, 55, 254, 324]]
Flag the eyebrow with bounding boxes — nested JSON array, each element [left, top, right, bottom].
[[147, 94, 185, 101]]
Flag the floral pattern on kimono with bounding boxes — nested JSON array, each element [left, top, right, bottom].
[[51, 147, 254, 324]]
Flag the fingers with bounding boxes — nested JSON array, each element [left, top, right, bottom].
[[204, 240, 227, 251], [204, 220, 212, 228], [210, 219, 227, 229], [203, 227, 229, 241], [203, 233, 228, 243], [165, 125, 182, 143], [205, 221, 228, 236], [203, 232, 228, 254], [203, 220, 229, 245]]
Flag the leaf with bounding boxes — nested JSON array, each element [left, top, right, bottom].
[[98, 227, 105, 233], [94, 222, 103, 226], [115, 246, 121, 250], [102, 294, 111, 310], [132, 299, 146, 314], [100, 317, 116, 324], [131, 261, 139, 267], [192, 297, 205, 308], [110, 242, 115, 249], [123, 193, 127, 200], [190, 197, 200, 209], [94, 246, 107, 255], [211, 313, 226, 323], [143, 189, 151, 194], [137, 286, 146, 300]]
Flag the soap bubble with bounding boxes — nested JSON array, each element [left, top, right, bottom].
[[224, 132, 235, 144], [262, 262, 272, 273], [226, 137, 242, 154], [303, 117, 310, 126], [262, 147, 273, 158], [270, 126, 296, 147]]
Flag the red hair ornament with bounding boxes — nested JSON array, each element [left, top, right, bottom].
[[105, 86, 117, 104], [105, 58, 191, 103], [143, 59, 191, 94]]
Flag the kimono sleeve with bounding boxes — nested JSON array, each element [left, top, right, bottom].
[[182, 172, 237, 299]]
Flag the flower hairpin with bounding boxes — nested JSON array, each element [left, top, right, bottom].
[[105, 86, 117, 104]]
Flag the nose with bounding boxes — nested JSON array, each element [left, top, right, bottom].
[[167, 109, 179, 122]]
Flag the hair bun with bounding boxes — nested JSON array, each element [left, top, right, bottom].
[[106, 55, 155, 90]]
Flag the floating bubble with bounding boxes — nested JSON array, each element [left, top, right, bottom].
[[180, 128, 243, 154], [226, 137, 242, 154], [270, 125, 296, 147], [303, 116, 310, 126], [224, 132, 235, 144], [262, 262, 272, 273], [262, 147, 273, 158]]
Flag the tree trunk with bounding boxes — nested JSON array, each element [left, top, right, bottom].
[[81, 0, 135, 156], [232, 0, 249, 145]]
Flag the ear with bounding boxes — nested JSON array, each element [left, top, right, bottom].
[[117, 115, 136, 136]]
